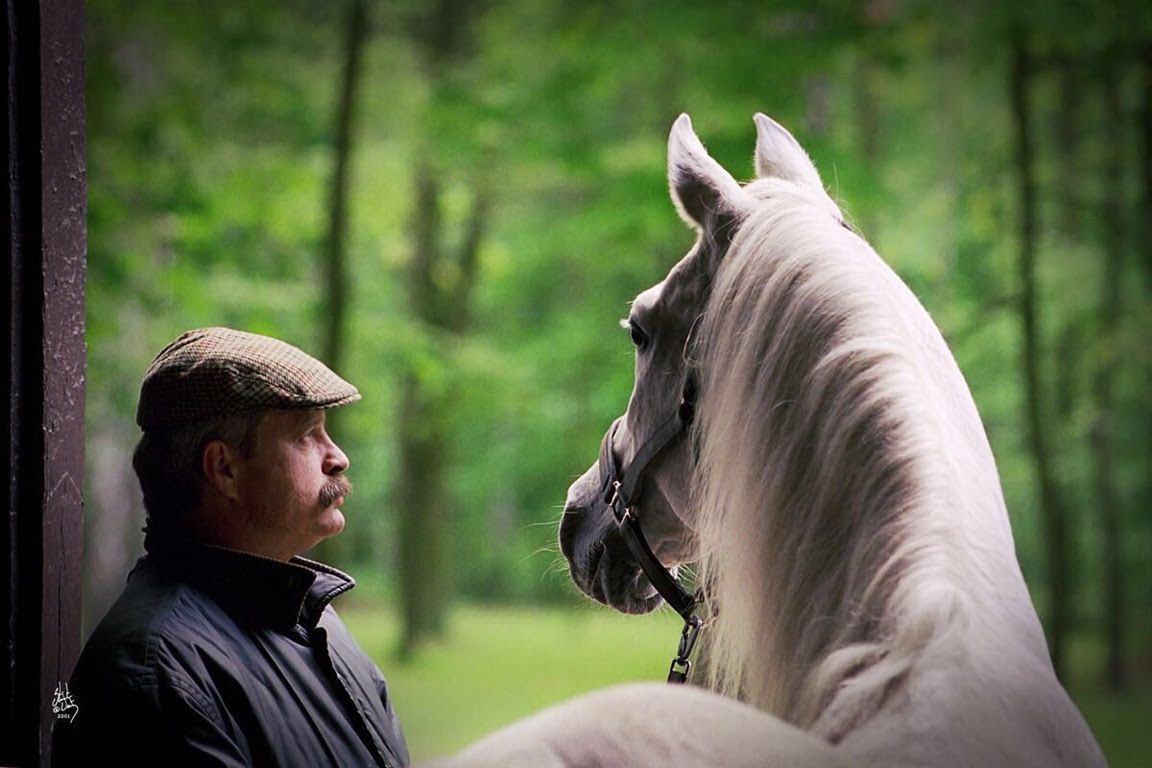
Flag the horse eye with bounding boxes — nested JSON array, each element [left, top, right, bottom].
[[629, 321, 649, 349]]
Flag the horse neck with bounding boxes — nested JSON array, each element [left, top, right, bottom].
[[691, 204, 1043, 734]]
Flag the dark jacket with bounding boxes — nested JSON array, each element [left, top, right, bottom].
[[52, 532, 410, 767]]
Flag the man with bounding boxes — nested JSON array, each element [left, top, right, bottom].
[[53, 327, 410, 767]]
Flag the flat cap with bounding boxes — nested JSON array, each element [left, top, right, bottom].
[[136, 327, 361, 430]]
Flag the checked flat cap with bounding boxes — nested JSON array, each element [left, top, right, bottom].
[[136, 327, 361, 430]]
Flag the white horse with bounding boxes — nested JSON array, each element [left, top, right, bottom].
[[428, 114, 1105, 767]]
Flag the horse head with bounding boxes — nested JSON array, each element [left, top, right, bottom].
[[559, 114, 842, 614]]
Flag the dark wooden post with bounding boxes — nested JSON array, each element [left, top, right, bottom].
[[3, 0, 87, 765]]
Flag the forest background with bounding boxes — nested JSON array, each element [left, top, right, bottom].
[[84, 0, 1151, 761]]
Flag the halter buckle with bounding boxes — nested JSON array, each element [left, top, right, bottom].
[[608, 480, 629, 523]]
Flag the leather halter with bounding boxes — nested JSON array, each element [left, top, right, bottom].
[[596, 376, 703, 683]]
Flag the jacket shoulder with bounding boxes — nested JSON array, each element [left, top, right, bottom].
[[54, 567, 243, 765], [71, 562, 238, 698]]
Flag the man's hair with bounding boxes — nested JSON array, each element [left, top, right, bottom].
[[132, 411, 264, 531]]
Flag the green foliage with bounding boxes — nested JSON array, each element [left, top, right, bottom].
[[86, 0, 1150, 702]]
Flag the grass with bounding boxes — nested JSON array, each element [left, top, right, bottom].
[[341, 602, 1151, 764], [343, 602, 684, 759]]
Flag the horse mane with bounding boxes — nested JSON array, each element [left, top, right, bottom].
[[691, 179, 994, 742]]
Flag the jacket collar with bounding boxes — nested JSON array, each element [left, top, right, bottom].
[[143, 529, 356, 632]]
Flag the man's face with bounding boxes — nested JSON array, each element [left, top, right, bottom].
[[234, 409, 351, 559]]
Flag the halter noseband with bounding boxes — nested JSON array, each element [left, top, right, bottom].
[[596, 375, 703, 684]]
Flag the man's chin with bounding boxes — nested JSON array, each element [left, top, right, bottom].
[[317, 507, 346, 538]]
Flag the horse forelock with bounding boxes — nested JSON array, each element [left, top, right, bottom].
[[689, 191, 993, 739]]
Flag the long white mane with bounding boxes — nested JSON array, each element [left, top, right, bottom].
[[693, 178, 1041, 740]]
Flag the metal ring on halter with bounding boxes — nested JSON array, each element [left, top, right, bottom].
[[666, 614, 702, 683], [677, 614, 702, 660]]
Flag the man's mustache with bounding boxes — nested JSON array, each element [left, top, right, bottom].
[[319, 475, 352, 507]]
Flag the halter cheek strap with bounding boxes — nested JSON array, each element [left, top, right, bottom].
[[599, 415, 697, 620], [596, 377, 703, 683]]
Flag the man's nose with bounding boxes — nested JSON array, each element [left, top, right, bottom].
[[324, 438, 350, 475]]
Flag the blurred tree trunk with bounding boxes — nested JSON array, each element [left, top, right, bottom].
[[853, 0, 884, 244], [397, 166, 450, 650], [397, 165, 489, 653], [316, 0, 368, 566], [1140, 42, 1152, 607], [1142, 41, 1152, 290], [1048, 56, 1085, 609], [323, 0, 366, 377], [1010, 33, 1070, 681], [1095, 60, 1126, 692], [1054, 59, 1084, 243], [396, 0, 488, 653]]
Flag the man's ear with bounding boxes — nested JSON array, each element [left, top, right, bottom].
[[202, 440, 242, 502]]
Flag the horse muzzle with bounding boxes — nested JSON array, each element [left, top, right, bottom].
[[559, 464, 663, 614]]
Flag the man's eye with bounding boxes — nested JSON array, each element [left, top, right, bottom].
[[629, 321, 649, 350]]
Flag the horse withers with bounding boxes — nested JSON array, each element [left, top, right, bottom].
[[432, 114, 1106, 767]]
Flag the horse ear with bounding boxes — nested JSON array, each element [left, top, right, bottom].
[[668, 114, 750, 230], [753, 113, 825, 190]]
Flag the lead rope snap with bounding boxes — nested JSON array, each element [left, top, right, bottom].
[[667, 613, 702, 684]]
